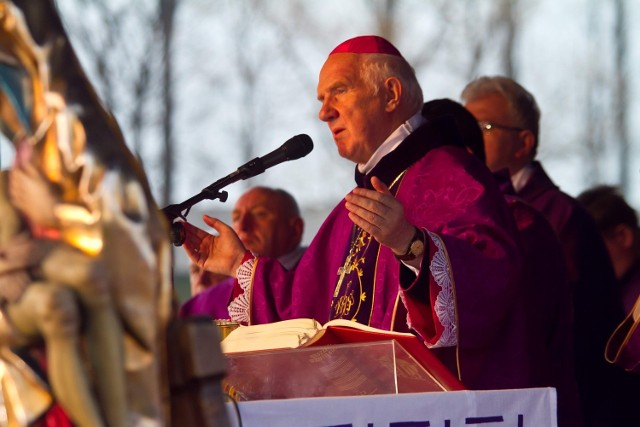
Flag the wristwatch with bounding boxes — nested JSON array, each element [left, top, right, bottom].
[[394, 227, 424, 261]]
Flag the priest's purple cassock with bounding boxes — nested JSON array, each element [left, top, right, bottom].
[[226, 112, 564, 392]]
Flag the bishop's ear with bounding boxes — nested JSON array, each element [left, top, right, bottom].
[[384, 77, 402, 112]]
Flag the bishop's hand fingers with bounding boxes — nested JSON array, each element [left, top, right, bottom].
[[182, 221, 213, 266], [345, 176, 415, 253], [196, 215, 247, 275], [345, 178, 400, 231]]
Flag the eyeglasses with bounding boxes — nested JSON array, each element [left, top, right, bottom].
[[478, 121, 525, 133]]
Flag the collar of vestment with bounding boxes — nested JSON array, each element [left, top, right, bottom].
[[510, 162, 535, 193], [516, 161, 560, 201], [277, 246, 305, 270], [358, 112, 425, 175], [354, 105, 468, 189]]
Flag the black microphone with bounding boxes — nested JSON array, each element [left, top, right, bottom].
[[235, 134, 314, 178], [205, 134, 313, 190]]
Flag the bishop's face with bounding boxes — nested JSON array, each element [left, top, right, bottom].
[[316, 53, 390, 165]]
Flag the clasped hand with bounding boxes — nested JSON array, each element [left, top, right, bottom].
[[344, 176, 415, 255]]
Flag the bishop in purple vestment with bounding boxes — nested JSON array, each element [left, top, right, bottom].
[[182, 38, 584, 414]]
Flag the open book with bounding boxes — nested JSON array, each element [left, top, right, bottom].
[[220, 318, 415, 354]]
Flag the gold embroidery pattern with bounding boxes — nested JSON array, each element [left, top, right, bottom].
[[333, 290, 355, 318], [331, 170, 407, 321], [331, 227, 371, 320]]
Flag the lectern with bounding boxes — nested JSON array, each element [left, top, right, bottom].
[[223, 323, 465, 401]]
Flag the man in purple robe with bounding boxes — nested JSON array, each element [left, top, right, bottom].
[[182, 36, 566, 400], [422, 98, 582, 426], [179, 186, 305, 319], [462, 76, 634, 427]]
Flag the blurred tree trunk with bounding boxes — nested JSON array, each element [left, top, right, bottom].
[[583, 0, 606, 183], [131, 59, 152, 158], [494, 0, 519, 79], [612, 0, 629, 194], [464, 0, 487, 81], [159, 0, 178, 206], [370, 0, 400, 41], [236, 1, 261, 175]]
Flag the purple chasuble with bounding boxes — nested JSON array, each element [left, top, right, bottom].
[[178, 279, 234, 320], [227, 112, 569, 396]]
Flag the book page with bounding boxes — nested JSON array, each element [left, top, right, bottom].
[[322, 319, 415, 337], [221, 318, 323, 353]]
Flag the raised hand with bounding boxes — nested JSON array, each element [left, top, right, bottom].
[[344, 176, 415, 256], [182, 215, 247, 277]]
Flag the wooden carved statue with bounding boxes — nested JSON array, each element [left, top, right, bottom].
[[0, 1, 174, 425]]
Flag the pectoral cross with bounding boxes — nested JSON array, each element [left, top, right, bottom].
[[334, 262, 353, 298]]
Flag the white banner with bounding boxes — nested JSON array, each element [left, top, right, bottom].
[[225, 388, 557, 427]]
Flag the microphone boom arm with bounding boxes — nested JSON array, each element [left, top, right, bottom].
[[161, 155, 272, 223], [161, 134, 313, 245]]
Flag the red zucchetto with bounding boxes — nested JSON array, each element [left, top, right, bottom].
[[329, 35, 403, 57]]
